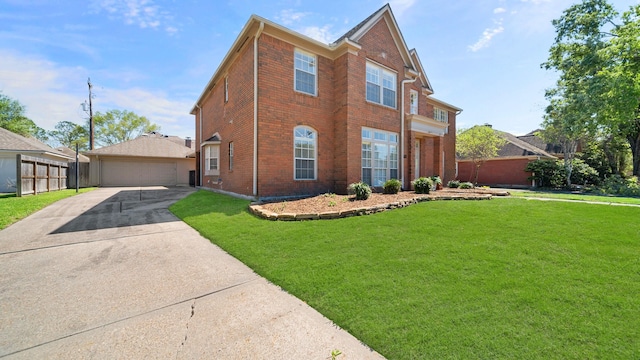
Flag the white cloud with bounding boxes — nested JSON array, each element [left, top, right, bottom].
[[388, 0, 417, 17], [0, 50, 194, 138], [300, 25, 339, 44], [276, 9, 310, 26], [494, 7, 507, 14], [91, 0, 178, 34], [468, 20, 504, 52]]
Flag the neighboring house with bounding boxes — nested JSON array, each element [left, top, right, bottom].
[[191, 4, 461, 200], [457, 127, 557, 187], [84, 132, 195, 187], [55, 146, 91, 162], [0, 127, 73, 193]]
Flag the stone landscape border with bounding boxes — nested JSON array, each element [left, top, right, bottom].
[[249, 192, 499, 221]]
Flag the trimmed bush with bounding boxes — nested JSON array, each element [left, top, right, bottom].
[[459, 182, 474, 189], [447, 180, 460, 188], [383, 179, 401, 194], [412, 177, 433, 194], [349, 182, 372, 200]]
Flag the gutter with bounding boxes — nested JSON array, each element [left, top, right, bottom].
[[253, 21, 264, 197], [400, 74, 419, 189], [195, 104, 203, 187]]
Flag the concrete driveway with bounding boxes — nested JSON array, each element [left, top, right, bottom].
[[0, 187, 383, 359]]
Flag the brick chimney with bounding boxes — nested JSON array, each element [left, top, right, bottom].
[[185, 137, 192, 148]]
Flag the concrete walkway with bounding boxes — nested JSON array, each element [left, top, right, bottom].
[[0, 187, 383, 359]]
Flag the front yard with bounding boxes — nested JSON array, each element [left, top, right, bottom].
[[170, 191, 639, 359]]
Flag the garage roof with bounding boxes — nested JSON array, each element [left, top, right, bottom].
[[85, 135, 195, 159]]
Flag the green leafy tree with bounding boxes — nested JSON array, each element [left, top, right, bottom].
[[599, 4, 640, 175], [92, 109, 160, 147], [456, 125, 507, 184], [543, 0, 640, 176], [49, 121, 89, 151], [0, 92, 47, 141]]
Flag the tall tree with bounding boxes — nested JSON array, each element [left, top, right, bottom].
[[456, 125, 507, 184], [49, 121, 89, 150], [599, 4, 640, 175], [0, 92, 47, 141], [543, 0, 640, 176], [92, 110, 160, 147]]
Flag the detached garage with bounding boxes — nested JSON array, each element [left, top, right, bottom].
[[85, 133, 195, 187]]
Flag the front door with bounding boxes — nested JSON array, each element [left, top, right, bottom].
[[415, 139, 420, 178]]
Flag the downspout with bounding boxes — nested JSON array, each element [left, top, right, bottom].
[[253, 21, 264, 197], [400, 74, 419, 189], [195, 104, 202, 187]]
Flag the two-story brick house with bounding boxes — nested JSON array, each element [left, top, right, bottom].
[[191, 4, 461, 200]]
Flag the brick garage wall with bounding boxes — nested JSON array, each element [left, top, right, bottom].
[[198, 37, 255, 196], [457, 158, 534, 187], [256, 34, 336, 198]]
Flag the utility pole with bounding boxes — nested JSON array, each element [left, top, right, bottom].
[[88, 77, 94, 150]]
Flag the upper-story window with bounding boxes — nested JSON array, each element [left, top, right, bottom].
[[434, 107, 448, 123], [294, 49, 317, 96], [366, 62, 396, 108], [228, 141, 234, 170], [294, 126, 317, 180], [409, 90, 418, 114], [224, 76, 229, 103]]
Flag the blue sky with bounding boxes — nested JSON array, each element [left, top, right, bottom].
[[0, 0, 637, 141]]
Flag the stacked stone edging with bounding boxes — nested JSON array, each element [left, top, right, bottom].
[[249, 193, 493, 221]]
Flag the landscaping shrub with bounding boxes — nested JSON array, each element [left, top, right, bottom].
[[383, 179, 401, 194], [412, 177, 432, 194], [349, 181, 372, 200], [526, 158, 600, 188], [447, 180, 460, 188], [459, 182, 474, 189], [589, 175, 640, 197]]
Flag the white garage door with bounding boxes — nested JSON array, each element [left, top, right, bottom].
[[101, 160, 177, 186]]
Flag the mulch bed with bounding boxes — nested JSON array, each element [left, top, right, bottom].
[[250, 188, 509, 221]]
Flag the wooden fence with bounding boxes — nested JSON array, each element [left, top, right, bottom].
[[16, 155, 69, 197]]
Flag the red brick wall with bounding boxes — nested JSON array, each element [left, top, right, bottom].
[[256, 34, 336, 198], [194, 16, 459, 199], [457, 158, 533, 186], [342, 18, 406, 190], [198, 37, 255, 195]]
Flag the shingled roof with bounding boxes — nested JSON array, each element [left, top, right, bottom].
[[84, 134, 195, 158], [496, 130, 556, 158], [332, 3, 388, 45], [0, 127, 72, 160]]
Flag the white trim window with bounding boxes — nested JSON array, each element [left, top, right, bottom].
[[366, 62, 396, 108], [362, 128, 398, 187], [294, 49, 317, 96], [228, 141, 234, 170], [294, 126, 317, 180], [224, 76, 229, 103], [409, 90, 418, 114], [205, 145, 220, 176], [434, 107, 448, 123]]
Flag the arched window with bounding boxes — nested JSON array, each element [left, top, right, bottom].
[[294, 126, 317, 180]]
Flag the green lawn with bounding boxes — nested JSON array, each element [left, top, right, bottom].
[[171, 191, 640, 359], [0, 188, 95, 230], [509, 189, 640, 205]]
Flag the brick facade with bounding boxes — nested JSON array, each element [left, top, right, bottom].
[[192, 5, 461, 199], [457, 158, 535, 187]]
